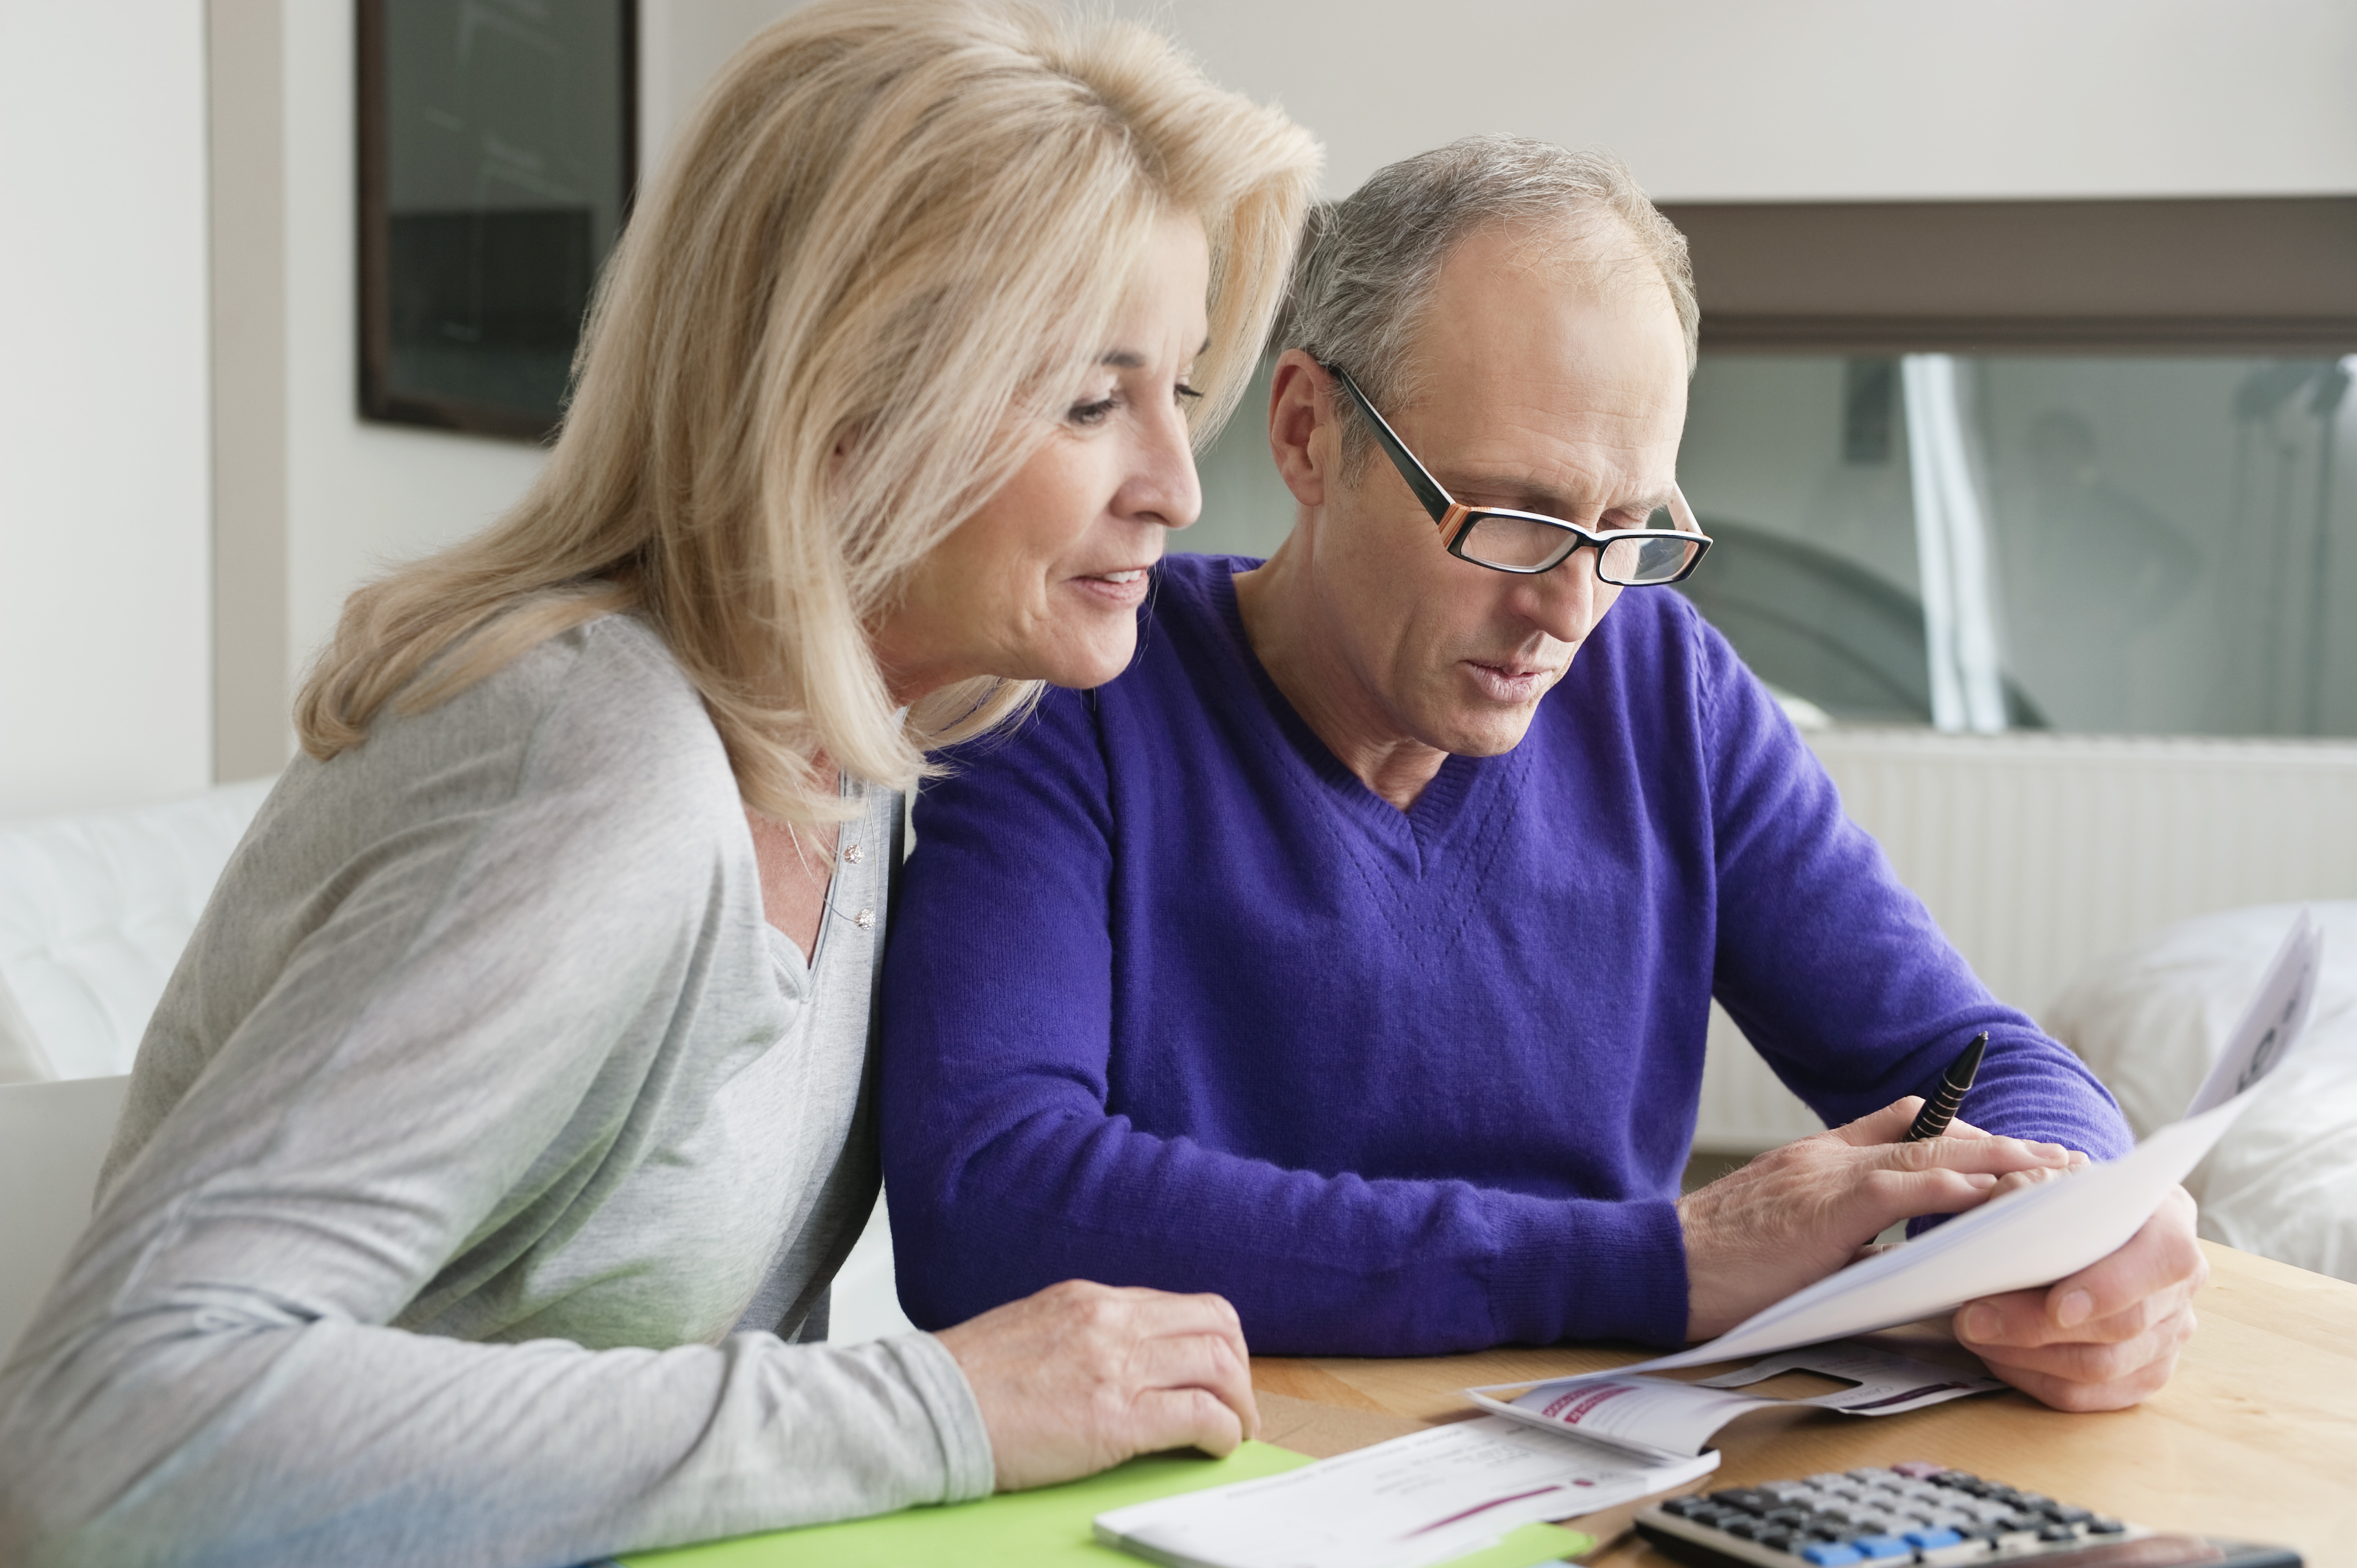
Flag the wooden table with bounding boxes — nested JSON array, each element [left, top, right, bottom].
[[1252, 1242, 2357, 1566]]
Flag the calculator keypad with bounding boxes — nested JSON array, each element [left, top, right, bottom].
[[1639, 1464, 2131, 1565]]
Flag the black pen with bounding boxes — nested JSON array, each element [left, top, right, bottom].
[[1904, 1032, 1986, 1141]]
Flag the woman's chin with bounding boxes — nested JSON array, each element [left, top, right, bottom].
[[1028, 632, 1139, 691]]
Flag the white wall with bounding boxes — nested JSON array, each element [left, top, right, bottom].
[[13, 0, 2353, 817], [639, 0, 2357, 203], [1126, 0, 2357, 201], [277, 5, 552, 722], [0, 2, 212, 818]]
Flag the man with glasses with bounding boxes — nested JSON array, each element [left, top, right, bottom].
[[880, 138, 2205, 1413]]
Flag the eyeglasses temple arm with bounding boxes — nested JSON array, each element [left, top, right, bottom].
[[1323, 363, 1460, 527]]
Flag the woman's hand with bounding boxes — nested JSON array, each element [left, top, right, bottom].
[[935, 1280, 1259, 1492], [1676, 1101, 2083, 1341]]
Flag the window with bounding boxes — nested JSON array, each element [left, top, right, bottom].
[[1186, 197, 2357, 739], [1677, 351, 2356, 737]]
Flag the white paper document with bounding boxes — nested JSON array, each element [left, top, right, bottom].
[[1467, 1341, 2003, 1460], [1092, 1416, 1717, 1568], [1516, 910, 2322, 1382]]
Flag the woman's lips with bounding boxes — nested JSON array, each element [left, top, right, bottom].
[[1068, 567, 1153, 606]]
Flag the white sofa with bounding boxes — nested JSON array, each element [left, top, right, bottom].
[[0, 778, 275, 1083], [2044, 902, 2357, 1284], [0, 779, 274, 1357]]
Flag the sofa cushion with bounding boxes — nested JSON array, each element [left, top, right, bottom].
[[0, 778, 275, 1080], [0, 967, 54, 1084], [2044, 901, 2357, 1283]]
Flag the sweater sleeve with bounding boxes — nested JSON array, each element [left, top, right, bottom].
[[879, 691, 1687, 1357], [0, 641, 991, 1568], [1690, 610, 2134, 1162]]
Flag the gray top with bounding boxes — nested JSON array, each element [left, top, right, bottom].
[[0, 615, 994, 1568]]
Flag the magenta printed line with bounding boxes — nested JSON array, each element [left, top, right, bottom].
[[1402, 1484, 1564, 1538], [1837, 1381, 1975, 1411]]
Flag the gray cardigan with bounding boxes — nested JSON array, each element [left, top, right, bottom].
[[0, 615, 992, 1568]]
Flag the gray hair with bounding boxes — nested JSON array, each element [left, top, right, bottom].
[[1274, 135, 1698, 475]]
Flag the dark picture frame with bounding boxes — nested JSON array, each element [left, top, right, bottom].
[[358, 0, 638, 442]]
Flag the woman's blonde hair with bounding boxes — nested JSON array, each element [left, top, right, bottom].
[[297, 0, 1319, 823]]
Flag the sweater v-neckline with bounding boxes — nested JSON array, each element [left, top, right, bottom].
[[1203, 560, 1500, 869]]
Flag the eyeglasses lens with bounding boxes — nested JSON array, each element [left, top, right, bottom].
[[1456, 513, 1571, 572], [1459, 505, 1700, 584], [1605, 529, 1702, 586]]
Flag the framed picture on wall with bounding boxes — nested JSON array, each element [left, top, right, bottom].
[[358, 0, 637, 441]]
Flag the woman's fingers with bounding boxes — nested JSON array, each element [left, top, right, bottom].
[[1127, 1385, 1249, 1460], [1121, 1323, 1259, 1435]]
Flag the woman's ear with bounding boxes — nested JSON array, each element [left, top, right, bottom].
[[1265, 349, 1332, 509]]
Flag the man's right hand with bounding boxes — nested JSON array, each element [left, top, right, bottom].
[[934, 1280, 1260, 1492], [1675, 1102, 2085, 1342]]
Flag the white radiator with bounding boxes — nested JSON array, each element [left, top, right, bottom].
[[1694, 728, 2357, 1151]]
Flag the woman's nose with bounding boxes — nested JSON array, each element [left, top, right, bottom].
[[1119, 401, 1202, 531]]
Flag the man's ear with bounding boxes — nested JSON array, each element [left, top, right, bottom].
[[1266, 349, 1333, 509]]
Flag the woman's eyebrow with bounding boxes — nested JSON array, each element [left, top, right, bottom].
[[1097, 338, 1211, 369]]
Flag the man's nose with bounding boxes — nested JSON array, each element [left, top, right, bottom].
[[1119, 401, 1202, 532], [1510, 548, 1609, 642]]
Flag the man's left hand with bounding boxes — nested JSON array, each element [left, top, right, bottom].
[[1953, 1182, 2207, 1411]]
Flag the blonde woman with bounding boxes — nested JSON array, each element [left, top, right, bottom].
[[0, 5, 1317, 1565]]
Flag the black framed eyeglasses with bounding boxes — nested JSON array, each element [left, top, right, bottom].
[[1323, 362, 1712, 586]]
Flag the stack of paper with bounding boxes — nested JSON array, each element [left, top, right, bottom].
[[1094, 1417, 1711, 1568], [1472, 1341, 2003, 1459]]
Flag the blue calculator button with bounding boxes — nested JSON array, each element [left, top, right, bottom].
[[1850, 1538, 1913, 1560], [1799, 1547, 1866, 1566], [1906, 1527, 1965, 1548]]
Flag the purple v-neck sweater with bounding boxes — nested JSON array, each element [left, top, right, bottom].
[[879, 554, 2130, 1354]]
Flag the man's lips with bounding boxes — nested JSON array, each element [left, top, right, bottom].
[[1464, 657, 1566, 702]]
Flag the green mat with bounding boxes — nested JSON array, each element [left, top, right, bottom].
[[622, 1440, 1594, 1567]]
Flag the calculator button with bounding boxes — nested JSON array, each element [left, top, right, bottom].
[[1799, 1547, 1866, 1566], [1849, 1538, 1913, 1561], [2088, 1517, 2127, 1535], [2044, 1504, 2094, 1526], [2037, 1523, 2079, 1542], [1907, 1528, 1965, 1549]]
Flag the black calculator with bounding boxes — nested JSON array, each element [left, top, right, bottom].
[[1630, 1462, 2301, 1566]]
